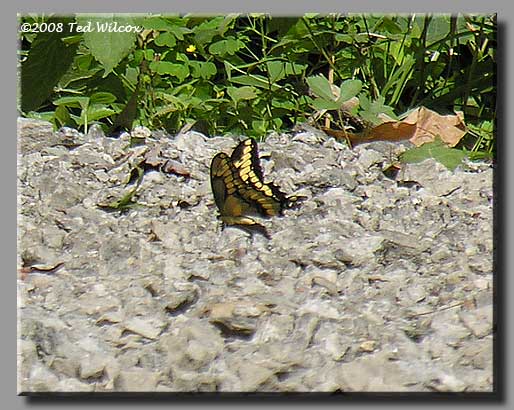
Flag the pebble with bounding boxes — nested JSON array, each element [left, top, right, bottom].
[[115, 369, 161, 391], [123, 317, 165, 340]]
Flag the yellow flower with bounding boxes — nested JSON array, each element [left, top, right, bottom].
[[186, 45, 196, 53]]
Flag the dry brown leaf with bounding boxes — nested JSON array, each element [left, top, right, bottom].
[[322, 121, 416, 146], [366, 120, 417, 141], [404, 107, 466, 147], [322, 106, 466, 148]]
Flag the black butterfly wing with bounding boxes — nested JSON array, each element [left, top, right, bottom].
[[210, 152, 270, 238], [231, 139, 303, 215]]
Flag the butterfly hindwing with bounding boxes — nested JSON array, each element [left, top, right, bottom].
[[210, 152, 270, 238]]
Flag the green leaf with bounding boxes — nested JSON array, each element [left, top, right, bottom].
[[53, 96, 90, 110], [90, 92, 117, 104], [208, 37, 244, 56], [306, 74, 336, 101], [78, 14, 138, 77], [311, 98, 343, 111], [75, 54, 94, 70], [54, 105, 72, 127], [359, 94, 397, 125], [272, 117, 283, 129], [265, 61, 306, 82], [83, 104, 115, 123], [335, 32, 373, 44], [20, 16, 79, 112], [337, 79, 362, 103], [168, 25, 192, 41], [284, 62, 307, 76], [141, 17, 173, 31], [401, 139, 467, 171], [271, 98, 295, 110], [25, 111, 57, 124], [125, 66, 140, 85], [227, 86, 258, 103], [379, 17, 403, 34], [149, 61, 190, 81], [193, 16, 227, 44], [252, 119, 268, 134], [266, 61, 287, 83], [230, 74, 280, 91], [154, 32, 176, 48], [189, 61, 217, 79], [424, 15, 452, 44], [141, 16, 192, 41], [175, 53, 189, 63], [58, 67, 103, 89]]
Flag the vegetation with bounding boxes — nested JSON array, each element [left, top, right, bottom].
[[18, 13, 496, 157]]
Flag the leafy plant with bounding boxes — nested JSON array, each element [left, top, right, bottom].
[[18, 13, 495, 156], [401, 138, 467, 171]]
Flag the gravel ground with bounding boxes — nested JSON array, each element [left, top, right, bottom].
[[17, 118, 493, 393]]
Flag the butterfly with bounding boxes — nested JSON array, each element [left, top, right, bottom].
[[210, 138, 303, 238]]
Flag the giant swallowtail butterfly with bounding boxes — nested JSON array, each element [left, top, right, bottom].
[[210, 138, 302, 238]]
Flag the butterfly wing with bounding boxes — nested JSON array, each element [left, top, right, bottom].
[[231, 139, 303, 215], [210, 152, 270, 238]]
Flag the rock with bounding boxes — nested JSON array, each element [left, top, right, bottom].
[[325, 333, 350, 361], [356, 148, 384, 169], [359, 340, 377, 352], [236, 362, 275, 391], [115, 368, 161, 392], [428, 373, 467, 392], [159, 319, 224, 371], [207, 301, 270, 338], [123, 317, 166, 340], [27, 365, 60, 392], [79, 354, 108, 379], [459, 305, 493, 338], [50, 357, 80, 379], [338, 351, 418, 391]]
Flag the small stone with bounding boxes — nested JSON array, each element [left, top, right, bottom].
[[28, 365, 59, 392], [50, 357, 80, 378], [237, 363, 274, 391], [18, 340, 38, 374], [208, 302, 264, 336], [97, 310, 124, 325], [325, 334, 349, 361], [115, 368, 161, 392], [474, 278, 490, 291], [429, 374, 467, 392], [357, 149, 383, 169], [459, 305, 493, 338], [312, 275, 338, 295], [464, 246, 478, 256], [407, 286, 426, 303], [123, 317, 165, 340], [80, 354, 107, 379], [359, 340, 377, 352], [432, 248, 451, 262]]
